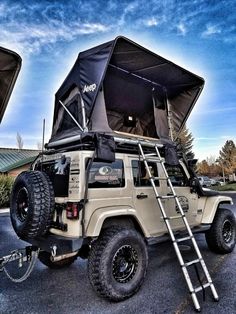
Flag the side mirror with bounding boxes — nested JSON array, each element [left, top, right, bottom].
[[189, 177, 199, 187], [187, 159, 198, 168], [189, 177, 200, 195]]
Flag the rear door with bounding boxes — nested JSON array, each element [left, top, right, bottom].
[[130, 158, 167, 236]]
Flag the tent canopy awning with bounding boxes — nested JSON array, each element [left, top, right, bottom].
[[50, 36, 204, 145], [0, 47, 21, 123]]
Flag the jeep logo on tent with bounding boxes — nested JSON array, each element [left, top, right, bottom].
[[82, 83, 96, 93]]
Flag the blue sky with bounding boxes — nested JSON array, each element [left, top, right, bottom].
[[0, 0, 235, 160]]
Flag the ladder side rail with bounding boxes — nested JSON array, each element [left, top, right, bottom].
[[154, 145, 216, 281], [138, 143, 177, 241], [152, 144, 218, 307], [154, 145, 209, 245], [138, 142, 201, 310]]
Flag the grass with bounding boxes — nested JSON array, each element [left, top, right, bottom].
[[212, 183, 236, 192]]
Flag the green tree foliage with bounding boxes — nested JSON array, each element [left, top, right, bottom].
[[174, 125, 195, 159], [218, 140, 236, 175], [0, 175, 14, 208]]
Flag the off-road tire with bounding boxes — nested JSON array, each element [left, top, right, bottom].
[[10, 171, 54, 239], [88, 227, 148, 301], [205, 208, 236, 254], [38, 251, 77, 269]]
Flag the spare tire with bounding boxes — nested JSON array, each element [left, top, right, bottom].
[[10, 171, 54, 239]]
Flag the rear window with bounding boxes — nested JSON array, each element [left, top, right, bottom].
[[88, 159, 125, 188]]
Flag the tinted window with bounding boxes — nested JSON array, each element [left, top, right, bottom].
[[132, 160, 159, 186], [88, 159, 125, 188], [165, 164, 189, 187]]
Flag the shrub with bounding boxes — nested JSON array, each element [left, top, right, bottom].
[[0, 175, 14, 208]]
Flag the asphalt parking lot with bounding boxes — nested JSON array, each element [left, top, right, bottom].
[[0, 192, 235, 314]]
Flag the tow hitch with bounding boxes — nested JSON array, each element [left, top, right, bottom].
[[0, 246, 39, 282]]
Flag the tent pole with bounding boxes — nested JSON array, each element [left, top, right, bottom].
[[79, 92, 88, 132], [59, 100, 83, 132], [166, 97, 174, 140]]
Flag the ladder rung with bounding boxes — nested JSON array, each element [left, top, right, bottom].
[[184, 259, 200, 267], [144, 158, 163, 162], [152, 177, 168, 180], [138, 142, 218, 310], [169, 215, 183, 220], [158, 195, 176, 199], [144, 153, 157, 157], [161, 215, 183, 220], [194, 283, 211, 293], [176, 236, 192, 243]]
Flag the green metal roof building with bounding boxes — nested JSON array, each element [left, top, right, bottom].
[[0, 148, 39, 175]]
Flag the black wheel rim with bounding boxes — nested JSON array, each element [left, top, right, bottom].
[[112, 245, 138, 283], [222, 220, 233, 243], [16, 187, 29, 222]]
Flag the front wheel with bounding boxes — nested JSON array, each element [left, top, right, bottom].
[[88, 227, 148, 301], [205, 208, 236, 254]]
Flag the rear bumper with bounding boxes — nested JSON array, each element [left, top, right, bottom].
[[25, 234, 83, 255]]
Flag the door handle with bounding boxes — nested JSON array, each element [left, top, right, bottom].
[[137, 193, 148, 199]]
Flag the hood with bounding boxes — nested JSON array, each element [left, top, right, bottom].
[[0, 47, 21, 122]]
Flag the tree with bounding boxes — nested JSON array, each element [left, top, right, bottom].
[[218, 140, 236, 175], [174, 125, 195, 159], [197, 160, 210, 175], [16, 132, 24, 150], [197, 159, 221, 177]]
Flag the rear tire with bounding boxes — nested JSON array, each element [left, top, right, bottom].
[[205, 208, 236, 254], [38, 251, 77, 269], [10, 171, 54, 239], [88, 227, 148, 301]]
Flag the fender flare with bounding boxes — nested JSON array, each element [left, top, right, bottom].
[[201, 195, 233, 224], [86, 206, 149, 237]]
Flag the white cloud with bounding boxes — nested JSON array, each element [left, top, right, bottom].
[[145, 17, 159, 27], [177, 22, 187, 36], [78, 23, 109, 34], [202, 24, 221, 37], [0, 3, 6, 15], [193, 106, 236, 115], [118, 1, 139, 27], [196, 137, 219, 141], [0, 21, 109, 55]]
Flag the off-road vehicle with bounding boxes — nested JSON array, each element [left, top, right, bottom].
[[9, 37, 236, 307]]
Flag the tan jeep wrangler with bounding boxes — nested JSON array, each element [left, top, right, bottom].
[[10, 37, 236, 302]]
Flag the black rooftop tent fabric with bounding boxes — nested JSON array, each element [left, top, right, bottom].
[[50, 36, 204, 144], [0, 47, 21, 123]]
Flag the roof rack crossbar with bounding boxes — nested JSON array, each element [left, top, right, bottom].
[[46, 133, 163, 149]]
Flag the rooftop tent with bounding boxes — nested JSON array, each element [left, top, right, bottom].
[[49, 36, 204, 146], [0, 47, 21, 123]]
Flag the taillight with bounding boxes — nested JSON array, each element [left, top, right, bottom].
[[66, 202, 79, 219]]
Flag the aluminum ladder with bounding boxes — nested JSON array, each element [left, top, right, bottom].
[[138, 142, 219, 312]]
